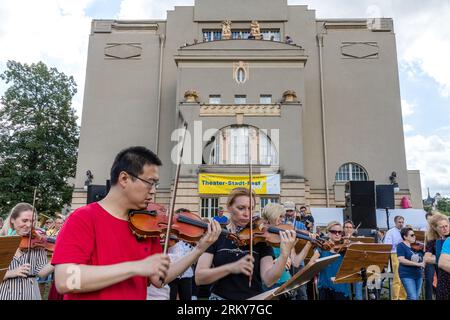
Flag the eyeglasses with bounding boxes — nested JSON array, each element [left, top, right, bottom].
[[408, 234, 416, 237], [329, 230, 343, 235], [126, 172, 159, 190]]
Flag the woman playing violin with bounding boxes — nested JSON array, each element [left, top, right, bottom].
[[397, 227, 424, 300], [308, 221, 351, 300], [0, 203, 54, 300], [195, 188, 297, 300], [260, 203, 314, 299]]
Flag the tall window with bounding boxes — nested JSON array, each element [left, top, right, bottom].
[[260, 95, 272, 104], [260, 198, 279, 210], [209, 95, 221, 104], [234, 95, 247, 104], [207, 125, 279, 165], [335, 163, 368, 182], [201, 198, 219, 219]]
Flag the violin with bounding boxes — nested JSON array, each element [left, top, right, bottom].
[[19, 228, 56, 252], [235, 217, 333, 251], [411, 241, 425, 252], [129, 203, 240, 245]]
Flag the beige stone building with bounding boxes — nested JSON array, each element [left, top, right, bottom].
[[72, 0, 423, 218]]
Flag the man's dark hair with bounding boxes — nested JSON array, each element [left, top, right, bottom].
[[400, 227, 413, 240], [110, 146, 162, 185], [425, 212, 433, 219], [394, 215, 404, 223]]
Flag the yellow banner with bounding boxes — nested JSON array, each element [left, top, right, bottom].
[[198, 174, 280, 195]]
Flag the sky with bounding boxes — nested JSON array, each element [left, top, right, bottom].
[[0, 0, 449, 199]]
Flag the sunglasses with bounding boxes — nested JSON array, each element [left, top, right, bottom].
[[408, 234, 416, 237], [329, 230, 343, 235]]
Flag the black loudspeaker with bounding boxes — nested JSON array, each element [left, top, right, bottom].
[[376, 185, 395, 209], [345, 181, 376, 207], [87, 185, 107, 204], [344, 181, 377, 229]]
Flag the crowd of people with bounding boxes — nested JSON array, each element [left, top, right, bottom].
[[0, 146, 449, 301]]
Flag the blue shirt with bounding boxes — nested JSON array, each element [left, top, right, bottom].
[[213, 215, 228, 224], [397, 242, 423, 279], [316, 249, 351, 297], [262, 247, 292, 292], [442, 237, 450, 255]]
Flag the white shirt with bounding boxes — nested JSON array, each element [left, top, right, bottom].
[[146, 252, 177, 300], [383, 227, 403, 253], [168, 241, 194, 278]]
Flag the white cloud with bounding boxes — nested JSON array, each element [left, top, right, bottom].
[[401, 99, 416, 117], [118, 0, 193, 19], [289, 0, 450, 99], [0, 0, 94, 122], [403, 124, 414, 134], [405, 134, 450, 197]]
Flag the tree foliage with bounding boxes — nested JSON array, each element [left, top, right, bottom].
[[0, 61, 79, 216]]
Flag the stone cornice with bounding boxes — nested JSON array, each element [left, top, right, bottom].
[[199, 104, 281, 116]]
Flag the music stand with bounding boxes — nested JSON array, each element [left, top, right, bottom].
[[248, 254, 340, 300], [349, 237, 375, 244], [0, 236, 21, 282], [333, 243, 392, 300]]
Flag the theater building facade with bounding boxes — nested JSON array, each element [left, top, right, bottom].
[[71, 0, 423, 218]]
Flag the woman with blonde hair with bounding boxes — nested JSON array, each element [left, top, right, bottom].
[[0, 203, 54, 299], [424, 212, 450, 300], [195, 188, 297, 300], [261, 203, 314, 299], [308, 221, 351, 300]]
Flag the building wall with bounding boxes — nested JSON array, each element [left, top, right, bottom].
[[319, 23, 410, 192], [74, 21, 165, 188], [73, 0, 421, 213]]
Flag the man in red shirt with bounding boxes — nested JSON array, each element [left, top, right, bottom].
[[52, 146, 221, 300]]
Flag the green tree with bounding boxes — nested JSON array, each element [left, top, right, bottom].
[[437, 198, 450, 215], [0, 61, 79, 216]]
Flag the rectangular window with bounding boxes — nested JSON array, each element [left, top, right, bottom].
[[260, 198, 279, 211], [209, 95, 221, 104], [261, 29, 281, 41], [234, 95, 246, 104], [232, 29, 251, 39], [260, 95, 272, 104], [201, 198, 219, 219], [202, 30, 222, 42]]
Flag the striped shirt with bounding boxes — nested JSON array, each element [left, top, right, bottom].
[[0, 248, 48, 300]]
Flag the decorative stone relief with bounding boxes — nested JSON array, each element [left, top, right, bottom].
[[341, 42, 379, 59], [282, 90, 298, 103], [200, 105, 281, 117], [104, 43, 142, 59], [184, 90, 200, 103]]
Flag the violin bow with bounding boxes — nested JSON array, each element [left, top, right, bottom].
[[248, 128, 253, 287], [163, 121, 188, 255], [27, 187, 38, 264]]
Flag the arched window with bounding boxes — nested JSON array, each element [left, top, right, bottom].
[[236, 67, 246, 84], [207, 125, 278, 165], [335, 163, 368, 182]]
